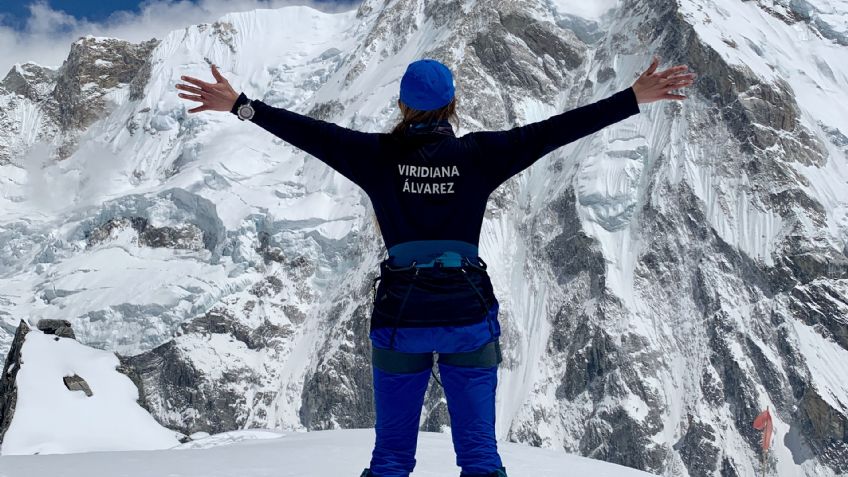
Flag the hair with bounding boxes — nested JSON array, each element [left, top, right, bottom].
[[389, 96, 460, 135], [375, 95, 460, 240]]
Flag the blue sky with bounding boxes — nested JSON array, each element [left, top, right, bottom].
[[0, 0, 359, 75], [0, 1, 148, 30], [0, 0, 352, 30]]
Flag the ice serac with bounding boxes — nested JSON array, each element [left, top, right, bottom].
[[1, 0, 847, 475]]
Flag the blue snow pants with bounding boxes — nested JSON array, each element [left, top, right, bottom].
[[367, 302, 504, 477]]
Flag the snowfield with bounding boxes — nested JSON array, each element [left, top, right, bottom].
[[0, 428, 655, 477], [1, 330, 181, 455]]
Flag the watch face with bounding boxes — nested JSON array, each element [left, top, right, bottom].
[[238, 103, 254, 120]]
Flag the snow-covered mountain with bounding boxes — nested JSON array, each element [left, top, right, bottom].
[[1, 0, 847, 475]]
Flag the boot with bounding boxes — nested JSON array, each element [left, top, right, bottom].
[[460, 466, 508, 477]]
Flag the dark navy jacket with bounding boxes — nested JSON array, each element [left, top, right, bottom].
[[229, 87, 641, 254]]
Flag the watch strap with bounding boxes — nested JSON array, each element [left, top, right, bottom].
[[230, 92, 250, 116]]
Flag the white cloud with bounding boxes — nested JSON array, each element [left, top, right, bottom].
[[0, 0, 360, 77]]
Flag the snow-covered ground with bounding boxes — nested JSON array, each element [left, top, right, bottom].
[[0, 326, 653, 476], [0, 428, 655, 477], [1, 330, 180, 455]]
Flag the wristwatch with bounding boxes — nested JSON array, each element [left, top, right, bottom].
[[237, 100, 254, 121], [231, 92, 255, 121]]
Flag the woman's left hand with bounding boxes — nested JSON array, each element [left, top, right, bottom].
[[631, 55, 697, 104]]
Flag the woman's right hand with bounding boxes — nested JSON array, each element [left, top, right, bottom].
[[176, 64, 239, 113], [631, 55, 697, 104]]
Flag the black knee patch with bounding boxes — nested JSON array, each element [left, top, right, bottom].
[[438, 340, 502, 368], [372, 346, 434, 374]]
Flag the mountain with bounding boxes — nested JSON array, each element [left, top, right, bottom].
[[1, 0, 847, 475]]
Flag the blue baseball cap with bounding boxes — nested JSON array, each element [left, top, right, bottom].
[[399, 59, 455, 111]]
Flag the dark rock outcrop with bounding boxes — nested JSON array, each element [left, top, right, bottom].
[[1, 62, 57, 102], [52, 36, 159, 134], [0, 321, 30, 447], [37, 319, 76, 339], [85, 216, 205, 251], [63, 374, 93, 397]]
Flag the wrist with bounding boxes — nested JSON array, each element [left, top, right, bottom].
[[629, 85, 641, 104], [230, 92, 250, 115]]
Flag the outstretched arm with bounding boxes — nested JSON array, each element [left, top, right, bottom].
[[176, 64, 379, 187], [465, 56, 696, 190]]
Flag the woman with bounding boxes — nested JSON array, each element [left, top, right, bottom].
[[177, 56, 695, 477]]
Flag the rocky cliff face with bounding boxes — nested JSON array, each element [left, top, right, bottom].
[[0, 35, 159, 164], [0, 321, 29, 447], [1, 0, 846, 474]]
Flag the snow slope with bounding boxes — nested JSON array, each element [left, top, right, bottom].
[[0, 428, 655, 477], [0, 329, 180, 455]]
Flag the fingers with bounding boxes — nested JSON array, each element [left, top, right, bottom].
[[642, 55, 659, 77], [658, 76, 696, 89], [210, 64, 227, 83], [656, 65, 689, 78], [662, 92, 687, 100], [667, 78, 695, 88], [175, 83, 203, 94], [180, 75, 212, 89], [178, 92, 204, 102], [188, 104, 212, 113], [665, 72, 697, 82]]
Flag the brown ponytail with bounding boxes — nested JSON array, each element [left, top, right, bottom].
[[389, 97, 459, 135]]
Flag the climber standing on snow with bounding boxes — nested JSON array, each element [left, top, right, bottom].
[[176, 55, 695, 477]]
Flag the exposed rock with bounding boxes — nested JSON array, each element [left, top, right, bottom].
[[789, 281, 848, 351], [128, 45, 158, 101], [41, 35, 159, 160], [51, 36, 159, 134], [300, 286, 375, 430], [63, 374, 93, 397], [117, 339, 249, 435], [545, 192, 606, 296], [1, 62, 57, 102], [0, 320, 30, 447], [85, 216, 205, 251], [596, 66, 616, 83], [753, 0, 848, 46], [471, 24, 560, 102], [117, 304, 296, 434], [673, 417, 721, 477], [211, 21, 238, 54], [798, 388, 848, 473], [307, 100, 345, 121], [36, 318, 76, 339], [181, 307, 293, 350], [255, 231, 286, 264], [138, 222, 205, 251], [500, 12, 584, 71]]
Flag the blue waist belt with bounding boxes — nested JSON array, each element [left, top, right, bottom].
[[387, 240, 479, 268]]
